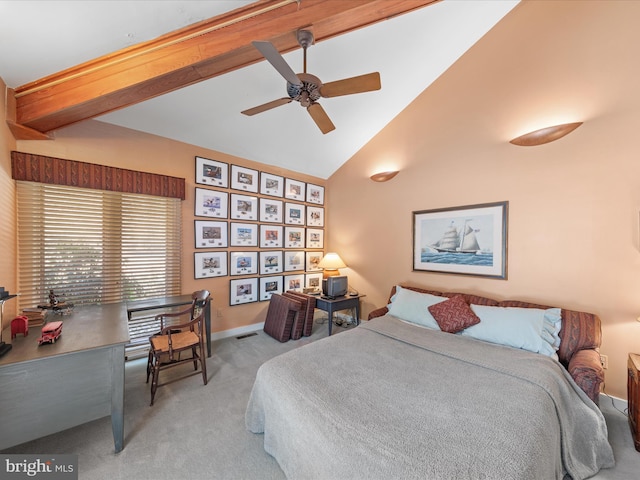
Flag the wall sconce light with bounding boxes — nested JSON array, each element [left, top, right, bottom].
[[317, 252, 347, 278], [370, 171, 399, 182], [509, 122, 583, 146]]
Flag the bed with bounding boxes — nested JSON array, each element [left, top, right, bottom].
[[246, 285, 615, 479]]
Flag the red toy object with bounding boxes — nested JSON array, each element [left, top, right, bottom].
[[37, 321, 63, 345], [10, 316, 29, 339]]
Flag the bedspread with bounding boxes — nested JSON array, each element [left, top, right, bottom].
[[246, 315, 614, 480]]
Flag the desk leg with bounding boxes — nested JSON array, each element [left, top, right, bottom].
[[328, 305, 334, 336], [355, 301, 361, 326], [111, 345, 125, 453], [205, 305, 212, 357]]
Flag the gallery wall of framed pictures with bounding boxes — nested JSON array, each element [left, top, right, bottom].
[[194, 156, 326, 306]]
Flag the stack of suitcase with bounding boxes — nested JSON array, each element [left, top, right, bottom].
[[263, 291, 316, 342]]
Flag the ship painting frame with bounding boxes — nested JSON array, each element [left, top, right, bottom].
[[412, 201, 508, 279]]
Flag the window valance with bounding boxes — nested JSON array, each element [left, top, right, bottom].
[[11, 151, 185, 200]]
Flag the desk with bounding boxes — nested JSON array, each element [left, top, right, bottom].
[[0, 303, 129, 452], [314, 295, 363, 335], [127, 294, 211, 357]]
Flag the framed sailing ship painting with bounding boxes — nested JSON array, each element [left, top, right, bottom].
[[412, 201, 508, 279]]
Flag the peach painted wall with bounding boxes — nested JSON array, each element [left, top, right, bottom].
[[326, 0, 640, 400], [0, 78, 17, 326], [5, 119, 324, 334]]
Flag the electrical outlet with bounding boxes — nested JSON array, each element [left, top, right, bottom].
[[216, 308, 223, 318], [600, 354, 608, 369]]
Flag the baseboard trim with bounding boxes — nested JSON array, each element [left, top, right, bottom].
[[210, 322, 264, 342], [600, 392, 628, 411]]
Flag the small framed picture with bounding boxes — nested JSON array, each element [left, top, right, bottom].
[[306, 251, 324, 272], [230, 194, 258, 221], [229, 251, 258, 276], [259, 198, 283, 223], [305, 272, 323, 291], [306, 183, 325, 205], [194, 251, 228, 279], [285, 202, 305, 225], [230, 278, 258, 305], [306, 228, 324, 249], [284, 250, 305, 272], [196, 156, 228, 188], [195, 220, 228, 248], [259, 276, 283, 301], [260, 172, 284, 197], [230, 222, 258, 247], [306, 205, 324, 227], [284, 226, 305, 248], [260, 250, 283, 275], [284, 274, 305, 292], [231, 165, 259, 192], [285, 178, 306, 201], [260, 224, 283, 248], [195, 188, 228, 218]]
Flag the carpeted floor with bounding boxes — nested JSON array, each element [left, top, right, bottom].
[[2, 318, 639, 480]]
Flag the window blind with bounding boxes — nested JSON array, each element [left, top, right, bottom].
[[16, 181, 182, 309]]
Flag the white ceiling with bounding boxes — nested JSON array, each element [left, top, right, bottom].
[[0, 0, 519, 179]]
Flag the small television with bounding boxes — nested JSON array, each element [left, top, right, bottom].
[[322, 275, 348, 298]]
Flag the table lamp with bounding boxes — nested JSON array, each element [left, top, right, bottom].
[[318, 252, 346, 278]]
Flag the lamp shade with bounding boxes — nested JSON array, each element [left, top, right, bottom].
[[318, 253, 346, 277], [318, 253, 347, 270]]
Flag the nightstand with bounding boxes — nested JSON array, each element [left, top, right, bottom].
[[628, 353, 640, 452], [314, 294, 363, 336]]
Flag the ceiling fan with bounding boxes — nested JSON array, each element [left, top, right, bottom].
[[241, 30, 381, 134]]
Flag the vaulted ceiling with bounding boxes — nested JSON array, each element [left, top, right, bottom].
[[1, 0, 519, 178]]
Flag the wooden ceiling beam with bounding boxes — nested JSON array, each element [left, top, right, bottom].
[[9, 0, 438, 136]]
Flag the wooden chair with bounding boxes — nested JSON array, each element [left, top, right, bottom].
[[146, 290, 211, 405]]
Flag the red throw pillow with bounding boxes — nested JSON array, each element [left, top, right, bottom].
[[428, 295, 480, 333]]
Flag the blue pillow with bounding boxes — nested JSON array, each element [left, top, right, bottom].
[[386, 286, 446, 330], [461, 305, 562, 358]]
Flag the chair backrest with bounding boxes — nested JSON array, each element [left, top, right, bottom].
[[189, 290, 210, 331], [157, 290, 210, 333], [191, 289, 211, 315]]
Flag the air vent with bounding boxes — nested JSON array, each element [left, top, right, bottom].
[[236, 332, 258, 340]]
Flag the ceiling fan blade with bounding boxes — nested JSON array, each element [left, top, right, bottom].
[[252, 41, 302, 86], [241, 98, 292, 116], [307, 103, 335, 134], [320, 72, 381, 98]]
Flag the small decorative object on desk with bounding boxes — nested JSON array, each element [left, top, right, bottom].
[[49, 289, 59, 306], [37, 321, 63, 345], [0, 288, 17, 357], [22, 308, 47, 326], [11, 316, 29, 339], [38, 290, 74, 315]]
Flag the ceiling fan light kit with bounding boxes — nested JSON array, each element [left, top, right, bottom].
[[241, 29, 381, 134]]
